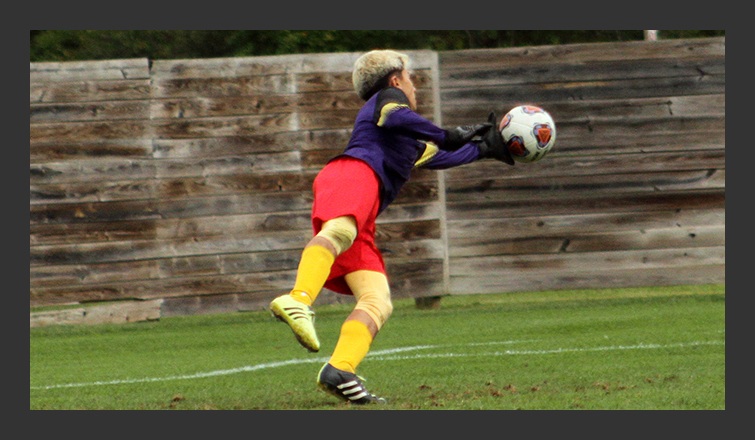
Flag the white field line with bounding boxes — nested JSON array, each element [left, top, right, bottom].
[[30, 339, 723, 391], [30, 356, 328, 390], [368, 340, 725, 362]]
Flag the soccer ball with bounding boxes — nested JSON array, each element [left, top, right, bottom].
[[499, 105, 556, 163]]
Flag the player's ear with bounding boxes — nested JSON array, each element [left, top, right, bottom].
[[388, 72, 401, 87]]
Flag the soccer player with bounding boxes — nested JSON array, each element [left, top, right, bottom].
[[270, 49, 514, 404]]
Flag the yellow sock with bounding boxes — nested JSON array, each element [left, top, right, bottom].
[[329, 320, 373, 373], [289, 245, 335, 306]]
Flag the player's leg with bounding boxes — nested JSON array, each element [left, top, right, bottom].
[[289, 216, 356, 306], [269, 216, 357, 352], [317, 270, 392, 404]]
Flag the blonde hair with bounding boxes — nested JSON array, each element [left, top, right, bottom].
[[352, 49, 411, 101]]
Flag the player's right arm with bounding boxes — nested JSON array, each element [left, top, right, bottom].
[[373, 87, 445, 143]]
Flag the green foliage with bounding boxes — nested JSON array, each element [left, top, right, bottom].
[[30, 285, 725, 410], [29, 30, 725, 62]]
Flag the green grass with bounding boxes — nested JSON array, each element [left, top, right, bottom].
[[29, 284, 725, 410]]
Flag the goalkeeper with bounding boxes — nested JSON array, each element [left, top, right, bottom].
[[270, 49, 514, 404]]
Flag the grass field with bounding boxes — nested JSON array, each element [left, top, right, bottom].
[[29, 284, 725, 410]]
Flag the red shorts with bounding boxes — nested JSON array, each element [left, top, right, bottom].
[[312, 157, 386, 295]]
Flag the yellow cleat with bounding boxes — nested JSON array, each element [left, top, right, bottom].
[[270, 295, 320, 352]]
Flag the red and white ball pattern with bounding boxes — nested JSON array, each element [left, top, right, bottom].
[[499, 105, 556, 163]]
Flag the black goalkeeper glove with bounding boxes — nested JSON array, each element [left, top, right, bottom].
[[476, 112, 515, 166], [443, 122, 492, 151]]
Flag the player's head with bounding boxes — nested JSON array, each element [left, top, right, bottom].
[[352, 50, 415, 107]]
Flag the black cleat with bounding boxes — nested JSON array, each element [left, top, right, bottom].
[[317, 363, 387, 405]]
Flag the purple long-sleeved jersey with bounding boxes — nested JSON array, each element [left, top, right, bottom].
[[332, 87, 482, 213]]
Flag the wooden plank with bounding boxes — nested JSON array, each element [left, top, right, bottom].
[[438, 38, 725, 69], [153, 114, 298, 139], [30, 218, 440, 266], [441, 74, 725, 107], [443, 149, 725, 183], [160, 291, 281, 317], [30, 79, 152, 103], [31, 239, 445, 295], [152, 75, 297, 98], [448, 208, 725, 257], [30, 269, 300, 306], [376, 202, 442, 224], [151, 70, 433, 98], [450, 264, 725, 295], [30, 59, 151, 82], [151, 113, 354, 139], [29, 111, 372, 145], [148, 92, 362, 119], [150, 56, 311, 78], [293, 71, 363, 93], [152, 128, 356, 159], [149, 93, 432, 122], [447, 207, 725, 241], [542, 115, 724, 142], [30, 232, 308, 267], [30, 120, 150, 144], [30, 100, 152, 123], [30, 237, 446, 290], [445, 170, 726, 203], [30, 299, 162, 327], [30, 199, 443, 246], [30, 178, 437, 225], [375, 220, 441, 242], [26, 213, 224, 247], [377, 238, 446, 260], [449, 224, 724, 257], [391, 181, 439, 205], [440, 56, 725, 88], [386, 259, 446, 299], [30, 139, 155, 162], [446, 189, 725, 221], [30, 210, 313, 246], [30, 255, 445, 307], [442, 94, 726, 126], [30, 151, 302, 184], [448, 246, 725, 294], [30, 190, 315, 225], [152, 132, 318, 158], [548, 128, 724, 155], [30, 248, 304, 288], [150, 50, 438, 78], [450, 245, 725, 275], [30, 170, 318, 205]]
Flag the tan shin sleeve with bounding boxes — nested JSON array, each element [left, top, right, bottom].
[[315, 216, 358, 255], [344, 270, 393, 330]]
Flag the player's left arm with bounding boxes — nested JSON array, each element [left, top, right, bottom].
[[415, 112, 515, 169], [414, 141, 481, 169]]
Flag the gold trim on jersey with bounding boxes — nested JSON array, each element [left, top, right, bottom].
[[414, 141, 439, 168], [376, 102, 410, 127]]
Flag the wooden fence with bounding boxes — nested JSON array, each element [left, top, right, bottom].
[[439, 37, 725, 295], [30, 38, 725, 326]]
